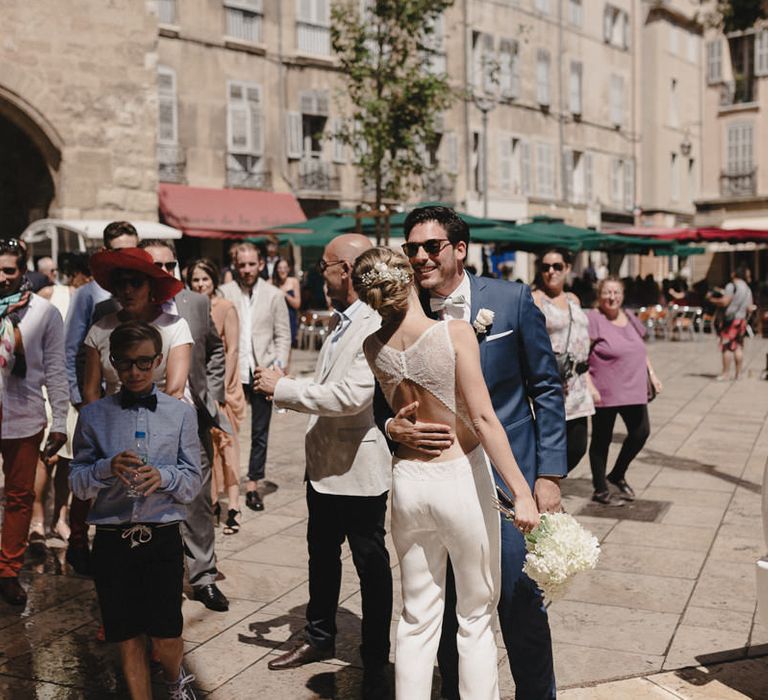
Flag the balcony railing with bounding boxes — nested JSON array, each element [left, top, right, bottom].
[[296, 159, 340, 193], [423, 171, 455, 201], [296, 22, 331, 56], [157, 144, 186, 183], [719, 78, 758, 107], [226, 168, 271, 190], [720, 168, 757, 197]]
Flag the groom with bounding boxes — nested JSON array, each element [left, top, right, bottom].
[[376, 206, 567, 699]]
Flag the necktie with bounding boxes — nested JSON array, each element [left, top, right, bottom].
[[429, 294, 467, 313], [119, 391, 158, 411]]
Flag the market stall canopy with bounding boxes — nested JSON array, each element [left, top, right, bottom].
[[158, 183, 305, 239], [609, 224, 768, 245]]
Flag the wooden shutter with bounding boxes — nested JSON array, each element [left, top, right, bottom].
[[584, 152, 593, 202], [756, 30, 768, 77], [499, 135, 512, 191], [443, 132, 458, 174], [157, 67, 177, 145], [563, 149, 574, 202], [286, 111, 303, 159], [521, 141, 531, 195]]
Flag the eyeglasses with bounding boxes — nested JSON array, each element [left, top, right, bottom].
[[317, 259, 345, 273], [0, 267, 18, 276], [153, 261, 177, 272], [113, 275, 148, 289], [401, 239, 453, 258], [110, 354, 158, 371], [541, 262, 565, 273]]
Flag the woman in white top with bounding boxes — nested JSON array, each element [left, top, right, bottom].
[[353, 247, 539, 700], [83, 248, 191, 404]]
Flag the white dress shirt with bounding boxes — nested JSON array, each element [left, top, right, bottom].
[[237, 288, 255, 383]]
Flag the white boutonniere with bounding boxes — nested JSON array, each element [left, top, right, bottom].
[[473, 308, 495, 335]]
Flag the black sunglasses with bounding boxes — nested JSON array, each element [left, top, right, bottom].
[[401, 239, 453, 258], [110, 354, 158, 371], [0, 267, 18, 276], [317, 259, 346, 273], [153, 261, 177, 272], [541, 262, 565, 273]]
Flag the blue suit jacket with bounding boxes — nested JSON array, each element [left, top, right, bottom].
[[373, 273, 567, 487]]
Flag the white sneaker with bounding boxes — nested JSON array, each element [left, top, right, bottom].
[[166, 667, 197, 700]]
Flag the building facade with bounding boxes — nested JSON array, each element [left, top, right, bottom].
[[2, 0, 726, 278]]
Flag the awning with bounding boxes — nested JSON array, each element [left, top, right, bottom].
[[21, 219, 182, 243], [721, 217, 768, 231], [158, 183, 306, 239]]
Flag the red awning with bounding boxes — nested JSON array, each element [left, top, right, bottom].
[[608, 226, 768, 245], [158, 184, 306, 239]]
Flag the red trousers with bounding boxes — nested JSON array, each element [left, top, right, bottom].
[[0, 431, 44, 578]]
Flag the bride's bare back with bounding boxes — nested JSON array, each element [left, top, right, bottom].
[[365, 320, 480, 462]]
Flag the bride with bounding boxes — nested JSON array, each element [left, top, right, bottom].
[[353, 247, 539, 699]]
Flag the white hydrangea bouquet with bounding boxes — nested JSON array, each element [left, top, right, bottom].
[[494, 487, 600, 602]]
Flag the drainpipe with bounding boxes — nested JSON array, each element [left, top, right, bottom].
[[463, 0, 470, 210]]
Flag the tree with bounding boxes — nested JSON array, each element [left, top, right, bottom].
[[331, 0, 455, 244], [711, 1, 767, 32]]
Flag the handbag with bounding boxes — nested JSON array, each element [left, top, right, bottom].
[[627, 311, 656, 403]]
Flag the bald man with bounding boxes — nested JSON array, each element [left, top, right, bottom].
[[254, 235, 392, 697]]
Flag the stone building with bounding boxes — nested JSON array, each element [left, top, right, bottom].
[[2, 0, 716, 277], [0, 0, 158, 239]]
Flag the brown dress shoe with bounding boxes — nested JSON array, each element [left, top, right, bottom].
[[268, 641, 334, 670], [0, 577, 27, 606]]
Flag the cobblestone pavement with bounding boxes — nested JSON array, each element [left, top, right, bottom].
[[0, 335, 767, 698]]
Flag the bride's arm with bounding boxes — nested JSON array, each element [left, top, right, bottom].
[[449, 321, 539, 531]]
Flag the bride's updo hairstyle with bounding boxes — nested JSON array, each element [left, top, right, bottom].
[[352, 247, 414, 321]]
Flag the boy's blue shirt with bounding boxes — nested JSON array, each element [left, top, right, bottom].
[[69, 386, 202, 524]]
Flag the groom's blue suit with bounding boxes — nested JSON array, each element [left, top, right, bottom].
[[374, 272, 567, 700]]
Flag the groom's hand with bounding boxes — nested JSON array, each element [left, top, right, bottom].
[[534, 476, 562, 513], [387, 401, 455, 457]]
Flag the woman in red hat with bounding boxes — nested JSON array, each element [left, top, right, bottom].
[[82, 248, 192, 404]]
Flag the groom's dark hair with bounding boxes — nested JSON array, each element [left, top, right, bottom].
[[403, 206, 470, 246]]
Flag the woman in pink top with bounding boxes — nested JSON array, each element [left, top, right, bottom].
[[587, 277, 662, 506]]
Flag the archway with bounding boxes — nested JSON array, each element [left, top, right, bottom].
[[0, 113, 55, 239]]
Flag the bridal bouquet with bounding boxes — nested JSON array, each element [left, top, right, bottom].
[[494, 488, 600, 602]]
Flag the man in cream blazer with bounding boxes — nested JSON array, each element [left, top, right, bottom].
[[220, 242, 291, 511], [253, 234, 392, 699]]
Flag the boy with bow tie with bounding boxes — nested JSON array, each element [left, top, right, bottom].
[[70, 321, 201, 700]]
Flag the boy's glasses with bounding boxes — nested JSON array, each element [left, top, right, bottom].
[[110, 355, 158, 371], [541, 263, 565, 273], [153, 261, 177, 272], [401, 239, 452, 257]]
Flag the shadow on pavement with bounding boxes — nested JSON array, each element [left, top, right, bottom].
[[672, 652, 768, 699]]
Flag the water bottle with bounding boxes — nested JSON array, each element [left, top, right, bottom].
[[127, 431, 147, 499]]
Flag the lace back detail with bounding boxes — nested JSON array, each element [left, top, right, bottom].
[[369, 322, 475, 432]]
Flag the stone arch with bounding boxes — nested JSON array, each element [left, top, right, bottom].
[[0, 86, 60, 238]]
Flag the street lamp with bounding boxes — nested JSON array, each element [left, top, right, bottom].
[[473, 94, 496, 219]]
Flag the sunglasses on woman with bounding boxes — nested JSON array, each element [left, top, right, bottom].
[[110, 354, 158, 371], [541, 262, 565, 273], [113, 274, 148, 289], [401, 239, 453, 257]]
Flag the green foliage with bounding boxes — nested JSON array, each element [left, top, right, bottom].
[[714, 1, 767, 32], [331, 0, 455, 210]]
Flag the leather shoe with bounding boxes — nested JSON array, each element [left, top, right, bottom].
[[245, 490, 264, 512], [268, 641, 334, 670], [192, 583, 229, 612], [592, 490, 624, 506], [608, 477, 636, 501], [0, 577, 27, 606], [65, 543, 93, 576]]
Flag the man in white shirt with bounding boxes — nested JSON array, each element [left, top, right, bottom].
[[0, 239, 68, 607], [220, 242, 290, 511], [253, 235, 392, 699]]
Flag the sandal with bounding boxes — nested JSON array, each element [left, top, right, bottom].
[[223, 509, 241, 535]]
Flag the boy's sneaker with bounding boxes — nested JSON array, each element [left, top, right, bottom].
[[166, 667, 197, 700]]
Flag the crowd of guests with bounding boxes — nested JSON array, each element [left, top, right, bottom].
[[0, 211, 756, 700]]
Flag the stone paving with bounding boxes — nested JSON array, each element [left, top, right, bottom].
[[0, 335, 767, 698]]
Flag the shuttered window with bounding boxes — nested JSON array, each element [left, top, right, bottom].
[[706, 40, 723, 83], [536, 50, 550, 106], [569, 61, 582, 115], [726, 122, 754, 174], [755, 30, 768, 77], [158, 67, 178, 145], [227, 81, 263, 156]]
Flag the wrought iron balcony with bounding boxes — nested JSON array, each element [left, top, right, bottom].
[[157, 144, 186, 183], [423, 171, 455, 202], [226, 169, 272, 190], [719, 78, 758, 107], [296, 159, 340, 193], [719, 168, 757, 197]]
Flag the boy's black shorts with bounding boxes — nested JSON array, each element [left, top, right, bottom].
[[92, 522, 184, 643]]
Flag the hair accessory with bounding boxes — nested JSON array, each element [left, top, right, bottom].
[[360, 261, 411, 288]]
